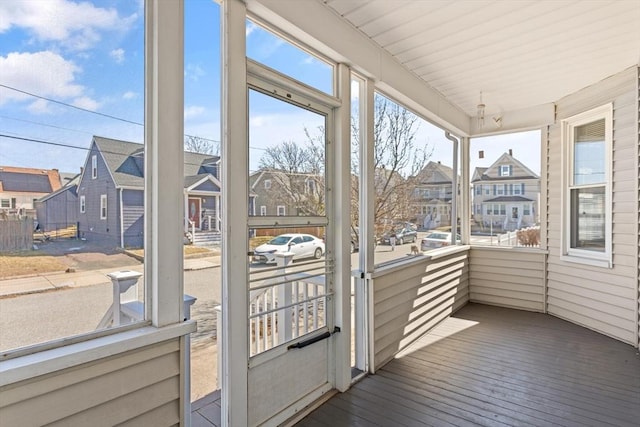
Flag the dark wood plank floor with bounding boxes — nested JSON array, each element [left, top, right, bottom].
[[297, 303, 640, 427]]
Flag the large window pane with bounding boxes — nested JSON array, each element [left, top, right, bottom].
[[0, 1, 145, 352], [570, 187, 605, 252], [246, 20, 333, 95], [248, 89, 326, 217], [470, 131, 541, 247], [573, 119, 605, 186]]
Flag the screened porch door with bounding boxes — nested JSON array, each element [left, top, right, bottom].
[[245, 68, 337, 425]]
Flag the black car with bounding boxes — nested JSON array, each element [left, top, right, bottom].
[[381, 227, 418, 245]]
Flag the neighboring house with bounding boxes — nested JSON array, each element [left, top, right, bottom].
[[471, 152, 540, 231], [412, 161, 457, 230], [76, 136, 221, 248], [35, 173, 80, 232], [0, 166, 62, 218], [250, 168, 324, 217]]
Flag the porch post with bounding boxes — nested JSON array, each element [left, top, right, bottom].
[[221, 0, 248, 425], [461, 136, 471, 244], [333, 63, 352, 392]]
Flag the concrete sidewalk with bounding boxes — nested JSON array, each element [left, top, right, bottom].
[[0, 256, 221, 298]]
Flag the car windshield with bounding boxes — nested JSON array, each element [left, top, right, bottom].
[[268, 235, 292, 245]]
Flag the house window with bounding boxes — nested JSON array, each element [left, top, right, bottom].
[[486, 205, 492, 215], [80, 196, 86, 214], [563, 104, 612, 266], [91, 155, 97, 179], [475, 185, 481, 195], [499, 165, 512, 176], [484, 188, 490, 195], [260, 205, 266, 216], [0, 199, 9, 208], [514, 183, 522, 195], [100, 194, 107, 220], [276, 205, 285, 216], [523, 204, 531, 215], [496, 185, 504, 195], [264, 179, 271, 189], [306, 179, 316, 193]]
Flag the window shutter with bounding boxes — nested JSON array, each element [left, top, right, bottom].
[[493, 185, 496, 195], [521, 183, 525, 194]]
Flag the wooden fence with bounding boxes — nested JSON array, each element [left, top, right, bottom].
[[0, 218, 34, 252]]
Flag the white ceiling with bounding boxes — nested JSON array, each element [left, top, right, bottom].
[[322, 0, 640, 117]]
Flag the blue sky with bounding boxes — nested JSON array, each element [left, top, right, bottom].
[[0, 0, 539, 177]]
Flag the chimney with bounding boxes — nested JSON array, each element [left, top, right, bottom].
[[508, 149, 513, 156]]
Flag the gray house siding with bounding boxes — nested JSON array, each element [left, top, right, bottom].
[[77, 146, 119, 247], [122, 189, 144, 248], [546, 66, 639, 346], [35, 187, 78, 232]]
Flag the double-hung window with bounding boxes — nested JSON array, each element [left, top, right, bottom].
[[562, 104, 612, 267], [100, 194, 107, 220]]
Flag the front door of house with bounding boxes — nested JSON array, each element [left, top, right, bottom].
[[188, 197, 200, 228]]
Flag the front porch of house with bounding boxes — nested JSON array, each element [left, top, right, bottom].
[[191, 302, 640, 427]]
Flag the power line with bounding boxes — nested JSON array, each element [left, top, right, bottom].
[[1, 84, 142, 126], [0, 84, 221, 144]]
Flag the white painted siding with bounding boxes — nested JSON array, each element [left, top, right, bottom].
[[0, 340, 182, 426], [371, 248, 469, 370], [469, 247, 546, 312], [546, 66, 639, 346]]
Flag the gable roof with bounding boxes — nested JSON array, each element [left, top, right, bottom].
[[415, 161, 454, 184], [38, 173, 80, 202], [91, 136, 220, 189], [471, 153, 539, 182], [0, 166, 61, 194]]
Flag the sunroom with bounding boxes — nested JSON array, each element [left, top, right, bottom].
[[1, 1, 638, 426]]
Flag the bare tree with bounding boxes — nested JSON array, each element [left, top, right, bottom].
[[258, 132, 326, 216], [352, 96, 431, 235], [184, 135, 218, 155], [258, 97, 431, 227]]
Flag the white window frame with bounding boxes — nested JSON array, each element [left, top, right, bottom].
[[499, 165, 511, 176], [260, 205, 266, 216], [100, 194, 107, 220], [276, 205, 285, 216], [561, 103, 612, 268], [80, 195, 86, 214], [264, 179, 271, 189], [91, 155, 98, 179]]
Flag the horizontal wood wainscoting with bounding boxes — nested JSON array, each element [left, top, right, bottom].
[[469, 246, 547, 312], [0, 333, 189, 427], [371, 246, 470, 371]]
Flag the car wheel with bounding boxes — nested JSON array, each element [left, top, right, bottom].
[[314, 248, 323, 259], [398, 237, 404, 245]]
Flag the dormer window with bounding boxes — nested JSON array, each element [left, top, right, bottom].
[[499, 165, 512, 176]]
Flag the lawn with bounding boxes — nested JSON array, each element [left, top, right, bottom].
[[0, 252, 68, 279], [126, 245, 216, 259]]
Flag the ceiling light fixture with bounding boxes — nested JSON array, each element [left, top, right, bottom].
[[477, 91, 485, 129]]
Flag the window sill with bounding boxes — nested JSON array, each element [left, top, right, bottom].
[[0, 321, 196, 387], [561, 253, 611, 269]]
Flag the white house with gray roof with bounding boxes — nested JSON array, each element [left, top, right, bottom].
[[76, 136, 221, 248], [472, 152, 540, 231]]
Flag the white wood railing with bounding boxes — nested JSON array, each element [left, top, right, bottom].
[[248, 255, 329, 357]]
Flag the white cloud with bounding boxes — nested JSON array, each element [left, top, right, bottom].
[[246, 21, 257, 37], [110, 48, 125, 64], [184, 106, 205, 120], [0, 0, 137, 51], [122, 91, 137, 100], [0, 51, 84, 105], [27, 99, 51, 114], [185, 64, 205, 82], [72, 96, 101, 111]]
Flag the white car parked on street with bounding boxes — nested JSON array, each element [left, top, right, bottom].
[[253, 233, 325, 264], [421, 231, 461, 251]]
